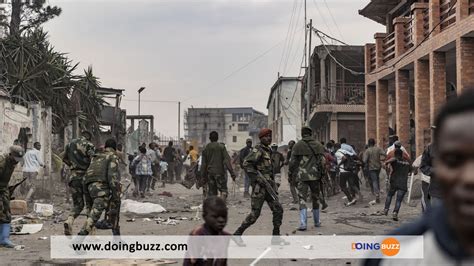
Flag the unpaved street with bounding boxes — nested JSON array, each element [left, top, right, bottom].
[[2, 178, 421, 265]]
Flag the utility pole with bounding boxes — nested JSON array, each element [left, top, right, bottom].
[[304, 0, 307, 69], [178, 101, 181, 142], [138, 87, 145, 145], [306, 19, 312, 126]]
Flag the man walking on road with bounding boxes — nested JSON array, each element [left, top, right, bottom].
[[335, 140, 359, 206], [21, 142, 45, 201], [238, 139, 253, 198], [363, 138, 386, 203], [233, 128, 288, 246], [285, 140, 298, 204], [201, 131, 236, 201], [163, 141, 177, 184], [289, 126, 326, 230], [62, 130, 95, 235]]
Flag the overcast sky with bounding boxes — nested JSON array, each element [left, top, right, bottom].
[[44, 0, 384, 138]]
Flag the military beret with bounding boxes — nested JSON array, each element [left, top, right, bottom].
[[258, 128, 272, 138]]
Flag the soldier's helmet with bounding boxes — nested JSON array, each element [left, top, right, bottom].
[[9, 145, 25, 162]]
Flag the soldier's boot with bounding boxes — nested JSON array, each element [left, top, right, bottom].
[[64, 216, 74, 235], [0, 224, 15, 248], [243, 191, 250, 198], [313, 209, 321, 227], [297, 209, 307, 231]]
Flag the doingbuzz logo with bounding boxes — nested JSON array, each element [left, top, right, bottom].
[[351, 238, 401, 256]]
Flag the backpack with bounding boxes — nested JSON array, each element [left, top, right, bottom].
[[343, 154, 358, 172]]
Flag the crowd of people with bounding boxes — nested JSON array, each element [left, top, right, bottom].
[[0, 90, 473, 265]]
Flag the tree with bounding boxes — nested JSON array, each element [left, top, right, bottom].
[[73, 67, 108, 138], [0, 28, 107, 135], [6, 0, 61, 36]]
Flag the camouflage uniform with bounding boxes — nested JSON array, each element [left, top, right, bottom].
[[0, 154, 19, 224], [62, 136, 95, 233], [79, 147, 120, 235], [234, 144, 283, 236], [289, 133, 325, 229], [201, 142, 235, 200]]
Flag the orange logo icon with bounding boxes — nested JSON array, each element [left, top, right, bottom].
[[381, 238, 400, 256]]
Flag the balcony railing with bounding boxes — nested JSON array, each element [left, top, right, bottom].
[[440, 0, 457, 31], [383, 32, 396, 63], [311, 83, 365, 110], [369, 45, 376, 72], [368, 0, 473, 74], [404, 17, 415, 50], [423, 8, 430, 37]]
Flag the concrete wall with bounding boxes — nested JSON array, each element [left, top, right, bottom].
[[224, 113, 251, 152], [268, 79, 302, 145], [0, 98, 53, 184]]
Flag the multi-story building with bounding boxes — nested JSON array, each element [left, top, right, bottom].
[[267, 76, 303, 146], [303, 45, 366, 150], [360, 0, 474, 157], [185, 107, 267, 151]]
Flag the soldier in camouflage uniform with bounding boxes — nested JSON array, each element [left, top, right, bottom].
[[200, 131, 236, 201], [62, 130, 95, 235], [78, 138, 120, 235], [289, 126, 326, 231], [0, 146, 24, 248], [233, 128, 288, 246]]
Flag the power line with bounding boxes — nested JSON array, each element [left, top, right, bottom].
[[278, 0, 298, 74], [183, 39, 286, 103], [314, 30, 365, 76], [283, 0, 303, 75], [123, 99, 178, 103], [322, 0, 344, 42], [311, 0, 334, 42]]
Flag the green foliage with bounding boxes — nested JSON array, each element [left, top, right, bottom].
[[0, 28, 107, 135], [7, 0, 62, 36], [74, 67, 108, 138]]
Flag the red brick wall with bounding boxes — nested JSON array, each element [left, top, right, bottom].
[[376, 80, 389, 148], [395, 70, 410, 149], [430, 52, 447, 123], [414, 59, 431, 156], [456, 37, 474, 94]]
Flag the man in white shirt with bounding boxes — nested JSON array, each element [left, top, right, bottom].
[[335, 141, 359, 206], [21, 142, 45, 201]]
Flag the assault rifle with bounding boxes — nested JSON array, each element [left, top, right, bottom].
[[256, 170, 279, 201], [8, 177, 28, 200]]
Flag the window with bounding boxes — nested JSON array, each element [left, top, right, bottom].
[[238, 124, 249, 132], [233, 136, 237, 143], [204, 122, 207, 129], [229, 125, 232, 130]]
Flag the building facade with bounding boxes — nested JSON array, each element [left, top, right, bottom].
[[185, 107, 267, 151], [303, 45, 366, 150], [360, 0, 474, 157], [267, 77, 303, 146]]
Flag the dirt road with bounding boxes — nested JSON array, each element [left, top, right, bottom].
[[1, 178, 421, 265]]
